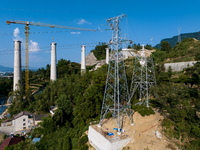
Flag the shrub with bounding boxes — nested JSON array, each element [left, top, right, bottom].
[[132, 103, 155, 117], [80, 145, 89, 150], [78, 135, 88, 147]]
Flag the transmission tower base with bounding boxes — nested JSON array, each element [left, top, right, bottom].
[[88, 125, 131, 150]]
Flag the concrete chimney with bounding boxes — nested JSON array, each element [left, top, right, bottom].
[[13, 40, 22, 91], [81, 45, 86, 74], [51, 42, 57, 81], [106, 48, 109, 64]]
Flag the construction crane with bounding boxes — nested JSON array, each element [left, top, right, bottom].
[[6, 20, 96, 95]]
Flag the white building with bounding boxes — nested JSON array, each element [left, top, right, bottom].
[[0, 111, 48, 133], [12, 111, 34, 131]]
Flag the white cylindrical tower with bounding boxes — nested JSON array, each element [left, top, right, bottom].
[[106, 48, 109, 64], [51, 42, 57, 81], [81, 45, 86, 73], [142, 45, 145, 50], [13, 40, 22, 91], [122, 49, 129, 59]]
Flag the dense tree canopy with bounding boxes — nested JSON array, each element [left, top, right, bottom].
[[0, 78, 12, 97], [161, 41, 171, 52], [91, 43, 108, 60]]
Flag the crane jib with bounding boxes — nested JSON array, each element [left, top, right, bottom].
[[6, 20, 96, 31]]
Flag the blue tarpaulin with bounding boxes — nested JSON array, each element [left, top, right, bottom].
[[113, 128, 122, 131], [32, 138, 41, 144], [108, 132, 114, 136]]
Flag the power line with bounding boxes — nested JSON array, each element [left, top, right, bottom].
[[0, 42, 99, 52], [0, 42, 99, 55], [0, 30, 69, 35], [0, 27, 110, 35], [127, 19, 139, 43], [0, 8, 119, 15], [0, 46, 96, 55], [0, 16, 107, 20]]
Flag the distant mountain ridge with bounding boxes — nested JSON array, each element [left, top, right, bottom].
[[0, 65, 13, 72], [155, 31, 200, 48], [0, 65, 39, 72]]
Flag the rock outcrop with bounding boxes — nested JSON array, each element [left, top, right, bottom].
[[83, 52, 106, 66]]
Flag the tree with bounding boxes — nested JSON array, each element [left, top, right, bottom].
[[54, 94, 73, 126], [45, 64, 50, 80], [0, 78, 12, 96], [191, 73, 200, 85], [195, 52, 200, 61], [134, 43, 142, 50], [145, 44, 153, 50], [62, 136, 72, 150], [161, 41, 171, 52], [38, 115, 56, 135], [78, 135, 88, 147], [91, 44, 107, 60], [167, 66, 173, 80]]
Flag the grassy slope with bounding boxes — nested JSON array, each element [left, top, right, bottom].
[[153, 38, 200, 64]]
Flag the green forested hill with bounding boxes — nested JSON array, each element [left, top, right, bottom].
[[3, 40, 200, 150], [153, 38, 200, 64], [155, 31, 200, 48]]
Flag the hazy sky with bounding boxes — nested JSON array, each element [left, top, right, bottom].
[[0, 0, 200, 68]]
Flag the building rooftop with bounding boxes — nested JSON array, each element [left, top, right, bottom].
[[35, 114, 48, 121], [13, 111, 34, 120], [0, 136, 24, 150]]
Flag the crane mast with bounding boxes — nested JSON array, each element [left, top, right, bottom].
[[25, 24, 29, 92], [6, 20, 96, 96]]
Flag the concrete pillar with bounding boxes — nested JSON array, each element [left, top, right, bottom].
[[142, 45, 145, 50], [13, 40, 22, 91], [106, 48, 109, 64], [122, 49, 129, 59], [81, 45, 86, 74], [126, 49, 129, 59], [51, 42, 57, 81]]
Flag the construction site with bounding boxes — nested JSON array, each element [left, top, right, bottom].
[[87, 111, 175, 150], [0, 3, 200, 149], [0, 13, 163, 148]]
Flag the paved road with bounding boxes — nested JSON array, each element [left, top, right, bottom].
[[0, 126, 14, 134]]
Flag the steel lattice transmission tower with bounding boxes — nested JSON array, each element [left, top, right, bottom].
[[98, 14, 134, 134], [177, 27, 181, 43], [150, 37, 153, 47], [129, 45, 157, 107]]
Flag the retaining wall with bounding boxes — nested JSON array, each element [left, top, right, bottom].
[[164, 61, 197, 72], [88, 126, 131, 150]]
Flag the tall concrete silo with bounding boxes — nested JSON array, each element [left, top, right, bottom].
[[81, 45, 86, 74], [13, 40, 22, 91], [51, 42, 57, 81], [106, 48, 109, 64]]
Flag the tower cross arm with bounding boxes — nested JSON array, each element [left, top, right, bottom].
[[107, 14, 127, 22]]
